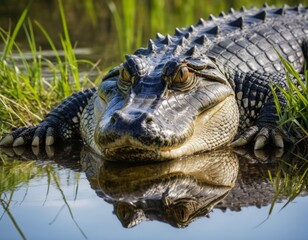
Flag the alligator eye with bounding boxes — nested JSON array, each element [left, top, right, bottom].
[[173, 66, 190, 83], [120, 67, 132, 82], [118, 67, 134, 93]]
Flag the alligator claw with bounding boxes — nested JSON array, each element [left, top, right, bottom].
[[0, 134, 14, 146], [32, 136, 40, 147], [46, 127, 55, 146], [254, 127, 270, 150], [0, 126, 30, 146], [0, 122, 58, 148], [230, 126, 259, 147], [271, 129, 284, 148], [231, 125, 286, 150], [13, 137, 25, 147]]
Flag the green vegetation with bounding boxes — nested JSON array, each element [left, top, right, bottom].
[[269, 54, 308, 213], [268, 144, 308, 214], [0, 0, 307, 238], [0, 0, 306, 136], [271, 54, 308, 144], [0, 0, 102, 136], [107, 0, 303, 56], [0, 4, 97, 236]]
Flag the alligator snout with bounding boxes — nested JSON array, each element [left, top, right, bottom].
[[96, 107, 168, 150], [94, 99, 194, 159], [110, 109, 154, 127]]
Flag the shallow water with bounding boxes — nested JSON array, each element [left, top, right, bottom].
[[0, 145, 307, 239], [1, 1, 308, 239]]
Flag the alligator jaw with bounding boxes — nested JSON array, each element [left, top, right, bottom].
[[100, 94, 238, 162]]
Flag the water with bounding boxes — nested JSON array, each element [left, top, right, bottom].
[[0, 145, 307, 239], [1, 0, 308, 239]]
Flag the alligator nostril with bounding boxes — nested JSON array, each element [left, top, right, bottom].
[[145, 116, 153, 125], [110, 116, 116, 125], [110, 111, 121, 125]]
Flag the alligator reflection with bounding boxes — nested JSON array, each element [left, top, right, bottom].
[[1, 145, 307, 229], [82, 149, 239, 228]]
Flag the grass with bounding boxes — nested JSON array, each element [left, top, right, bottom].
[[0, 8, 99, 236], [1, 0, 306, 136], [269, 53, 308, 213], [0, 0, 102, 136], [0, 1, 306, 238], [271, 53, 308, 144]]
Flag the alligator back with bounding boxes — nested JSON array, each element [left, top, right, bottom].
[[2, 5, 308, 161], [135, 5, 308, 75]]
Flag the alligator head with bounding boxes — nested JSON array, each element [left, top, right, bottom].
[[95, 149, 239, 228], [93, 54, 238, 161]]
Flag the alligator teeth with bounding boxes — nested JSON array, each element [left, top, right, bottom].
[[12, 137, 25, 147], [252, 10, 267, 21], [0, 134, 14, 146], [228, 17, 244, 29], [32, 136, 40, 146], [46, 136, 55, 146]]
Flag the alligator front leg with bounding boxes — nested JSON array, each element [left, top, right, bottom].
[[0, 88, 97, 147], [230, 71, 289, 150]]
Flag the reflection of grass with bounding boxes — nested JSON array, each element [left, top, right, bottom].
[[268, 146, 308, 214], [0, 159, 43, 194], [0, 153, 46, 240], [47, 166, 87, 238], [1, 196, 26, 240], [0, 152, 84, 239]]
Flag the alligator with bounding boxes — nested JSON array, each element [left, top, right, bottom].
[[1, 4, 308, 161]]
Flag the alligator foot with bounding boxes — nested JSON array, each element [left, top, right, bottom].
[[230, 126, 286, 150], [0, 122, 59, 147]]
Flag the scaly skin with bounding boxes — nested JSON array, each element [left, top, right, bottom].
[[1, 5, 307, 161]]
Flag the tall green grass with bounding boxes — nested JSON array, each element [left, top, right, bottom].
[[0, 0, 102, 136], [271, 54, 308, 144], [269, 53, 308, 213]]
